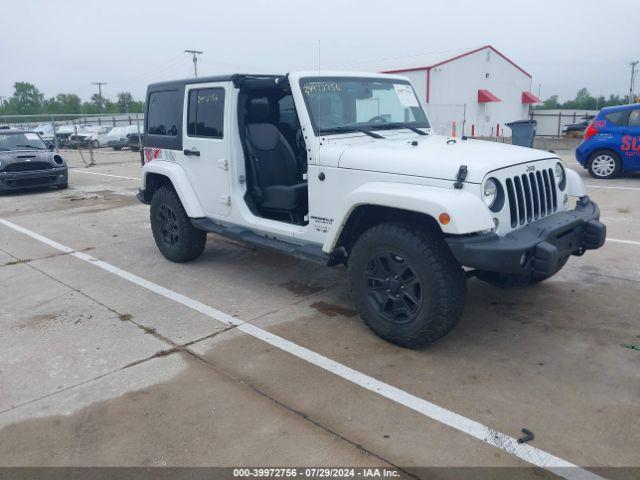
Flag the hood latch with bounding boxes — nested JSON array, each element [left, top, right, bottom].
[[454, 165, 468, 189]]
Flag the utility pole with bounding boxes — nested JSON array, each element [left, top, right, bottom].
[[91, 82, 107, 111], [629, 61, 639, 104], [185, 50, 203, 77]]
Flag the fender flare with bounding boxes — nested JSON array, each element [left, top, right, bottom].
[[566, 168, 587, 197], [142, 161, 205, 218], [322, 182, 494, 253]]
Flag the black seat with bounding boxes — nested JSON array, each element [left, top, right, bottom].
[[245, 98, 307, 212]]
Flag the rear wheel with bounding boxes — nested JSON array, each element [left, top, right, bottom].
[[150, 186, 207, 262], [348, 223, 466, 348], [588, 151, 621, 179]]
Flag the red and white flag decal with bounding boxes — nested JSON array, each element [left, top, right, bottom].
[[144, 148, 161, 163]]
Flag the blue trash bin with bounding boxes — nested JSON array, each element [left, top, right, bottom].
[[506, 120, 537, 148]]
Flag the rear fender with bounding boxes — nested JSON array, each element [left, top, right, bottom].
[[142, 161, 205, 218]]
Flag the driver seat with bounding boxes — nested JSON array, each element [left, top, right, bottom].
[[245, 98, 307, 212]]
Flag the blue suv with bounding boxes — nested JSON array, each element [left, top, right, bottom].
[[576, 104, 640, 179]]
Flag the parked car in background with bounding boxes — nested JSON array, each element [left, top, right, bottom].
[[106, 125, 142, 150], [70, 125, 112, 149], [126, 130, 143, 152], [562, 115, 594, 138], [576, 104, 640, 179], [34, 124, 56, 148], [55, 125, 76, 148], [0, 130, 68, 191]]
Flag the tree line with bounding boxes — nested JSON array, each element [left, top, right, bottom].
[[537, 88, 634, 110], [0, 82, 144, 116]]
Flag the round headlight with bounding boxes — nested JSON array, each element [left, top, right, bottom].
[[555, 162, 566, 190], [483, 178, 498, 209]]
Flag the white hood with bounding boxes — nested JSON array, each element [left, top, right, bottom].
[[327, 134, 558, 184]]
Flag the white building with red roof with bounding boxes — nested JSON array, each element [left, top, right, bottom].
[[374, 45, 540, 137]]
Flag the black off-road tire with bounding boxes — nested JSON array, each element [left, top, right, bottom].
[[150, 186, 207, 263], [348, 223, 467, 348], [476, 256, 569, 287]]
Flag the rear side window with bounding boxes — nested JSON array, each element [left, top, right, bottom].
[[187, 88, 225, 138], [628, 109, 640, 127], [147, 90, 180, 136], [604, 110, 629, 126]]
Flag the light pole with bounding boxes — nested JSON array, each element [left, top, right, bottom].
[[629, 61, 639, 104], [185, 50, 203, 77], [91, 82, 107, 111]]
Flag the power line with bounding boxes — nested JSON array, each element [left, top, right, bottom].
[[185, 50, 203, 77]]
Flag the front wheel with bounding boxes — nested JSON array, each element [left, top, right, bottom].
[[150, 186, 207, 262], [588, 151, 621, 179], [348, 223, 467, 348]]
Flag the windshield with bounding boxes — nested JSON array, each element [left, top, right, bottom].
[[0, 132, 47, 151], [299, 77, 429, 135]]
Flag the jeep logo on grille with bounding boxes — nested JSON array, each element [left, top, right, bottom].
[[526, 165, 535, 172]]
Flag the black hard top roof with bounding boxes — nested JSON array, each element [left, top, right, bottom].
[[147, 74, 285, 92]]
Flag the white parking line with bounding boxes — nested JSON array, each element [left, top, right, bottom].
[[0, 218, 605, 480], [607, 238, 640, 247], [70, 169, 140, 181], [71, 166, 640, 194], [586, 184, 640, 191]]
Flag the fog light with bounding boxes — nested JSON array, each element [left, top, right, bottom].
[[563, 194, 568, 205], [493, 218, 499, 230]]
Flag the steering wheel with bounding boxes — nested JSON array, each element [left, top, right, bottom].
[[368, 115, 388, 124]]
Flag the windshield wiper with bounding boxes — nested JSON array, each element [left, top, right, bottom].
[[320, 126, 384, 139], [374, 123, 427, 135], [15, 144, 44, 150]]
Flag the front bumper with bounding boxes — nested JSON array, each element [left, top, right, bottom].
[[445, 196, 606, 277], [0, 167, 68, 192]]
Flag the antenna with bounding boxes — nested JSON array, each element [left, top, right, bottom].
[[185, 50, 203, 78]]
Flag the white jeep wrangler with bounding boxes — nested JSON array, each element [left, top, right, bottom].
[[138, 72, 606, 348]]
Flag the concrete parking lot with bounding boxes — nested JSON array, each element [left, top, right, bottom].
[[0, 148, 638, 478]]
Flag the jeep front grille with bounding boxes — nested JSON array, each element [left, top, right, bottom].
[[505, 168, 557, 227]]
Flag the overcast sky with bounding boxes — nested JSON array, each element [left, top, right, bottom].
[[1, 0, 637, 103]]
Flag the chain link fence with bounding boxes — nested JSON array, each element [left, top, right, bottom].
[[0, 113, 145, 167], [529, 109, 599, 137]]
